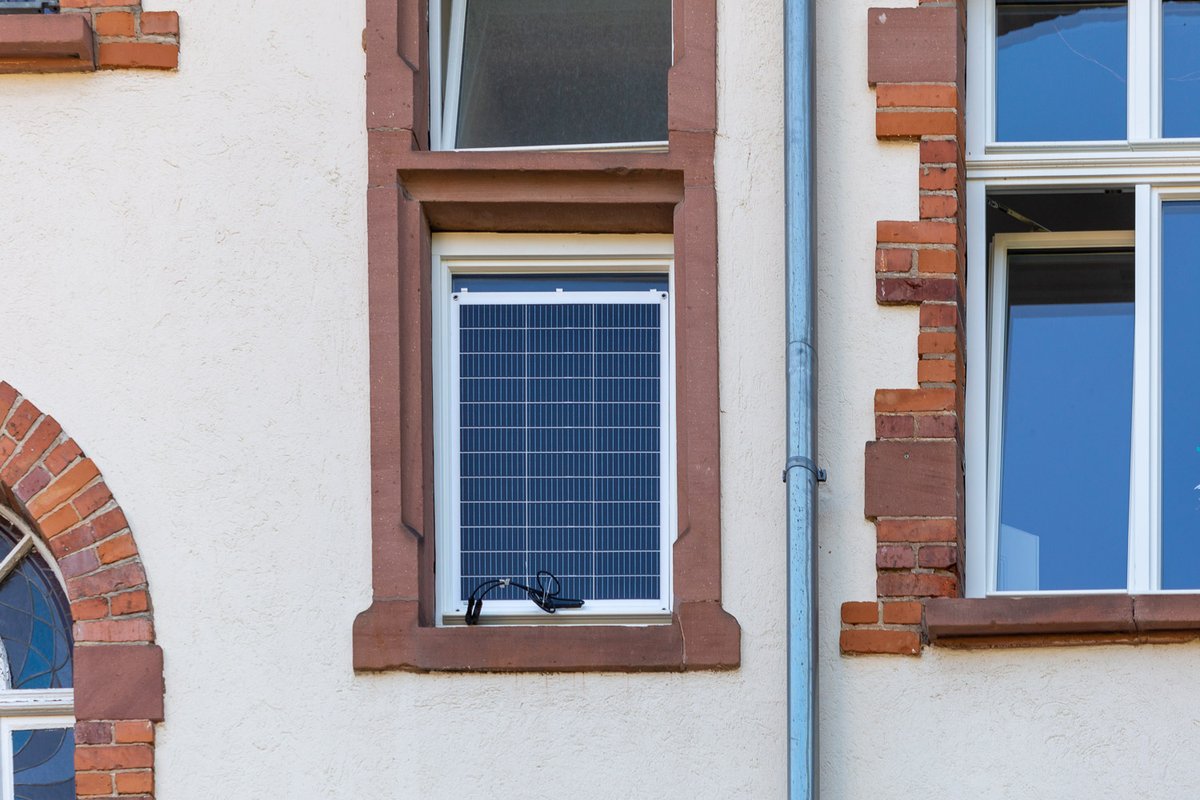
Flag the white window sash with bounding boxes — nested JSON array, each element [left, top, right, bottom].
[[431, 234, 676, 625], [0, 713, 75, 800]]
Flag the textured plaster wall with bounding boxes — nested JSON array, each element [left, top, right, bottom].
[[817, 2, 1200, 799], [0, 0, 787, 798]]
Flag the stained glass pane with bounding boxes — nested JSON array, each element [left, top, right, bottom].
[[997, 249, 1134, 591], [13, 728, 74, 800], [454, 0, 671, 148], [996, 2, 1127, 142], [0, 521, 72, 689]]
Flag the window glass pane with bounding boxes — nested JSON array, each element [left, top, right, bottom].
[[997, 250, 1133, 591], [458, 295, 664, 602], [1163, 1, 1200, 137], [454, 0, 671, 149], [996, 2, 1127, 142], [0, 522, 72, 689], [12, 727, 74, 800], [1161, 202, 1200, 588]]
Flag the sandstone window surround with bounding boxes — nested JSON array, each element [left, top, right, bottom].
[[352, 0, 741, 672], [0, 2, 179, 74]]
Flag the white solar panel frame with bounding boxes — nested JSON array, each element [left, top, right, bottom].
[[432, 234, 675, 626]]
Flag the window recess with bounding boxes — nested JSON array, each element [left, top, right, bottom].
[[429, 0, 672, 151]]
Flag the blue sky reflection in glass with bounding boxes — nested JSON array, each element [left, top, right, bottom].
[[1164, 1, 1200, 138], [998, 250, 1133, 591], [455, 282, 666, 603], [1161, 202, 1200, 588], [12, 728, 74, 800], [996, 2, 1127, 142]]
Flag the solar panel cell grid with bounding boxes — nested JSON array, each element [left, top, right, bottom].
[[455, 295, 666, 605]]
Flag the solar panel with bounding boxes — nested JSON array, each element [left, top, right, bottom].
[[452, 287, 669, 608]]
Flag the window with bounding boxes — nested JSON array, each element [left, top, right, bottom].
[[432, 234, 674, 625], [429, 0, 672, 151], [966, 0, 1200, 596], [0, 508, 74, 799]]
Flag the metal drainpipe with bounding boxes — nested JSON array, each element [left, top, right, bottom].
[[784, 0, 818, 798]]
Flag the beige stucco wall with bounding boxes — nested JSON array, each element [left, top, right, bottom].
[[0, 0, 789, 797], [817, 2, 1200, 799]]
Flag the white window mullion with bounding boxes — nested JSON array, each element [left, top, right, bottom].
[[1129, 0, 1155, 143], [1, 717, 12, 800], [439, 0, 469, 150], [1147, 0, 1165, 141], [965, 180, 990, 598], [1130, 184, 1155, 592], [968, 0, 993, 159]]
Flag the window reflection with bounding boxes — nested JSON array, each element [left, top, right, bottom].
[[1164, 1, 1200, 138]]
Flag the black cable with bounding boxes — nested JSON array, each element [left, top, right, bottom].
[[465, 570, 585, 625]]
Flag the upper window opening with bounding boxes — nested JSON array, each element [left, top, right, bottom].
[[432, 0, 672, 151], [995, 1, 1128, 143]]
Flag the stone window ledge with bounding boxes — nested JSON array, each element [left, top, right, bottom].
[[926, 595, 1200, 649], [0, 14, 94, 74]]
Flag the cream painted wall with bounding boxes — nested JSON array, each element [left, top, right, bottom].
[[0, 1, 788, 798], [817, 2, 1200, 799]]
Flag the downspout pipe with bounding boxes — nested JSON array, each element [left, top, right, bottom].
[[784, 0, 818, 798]]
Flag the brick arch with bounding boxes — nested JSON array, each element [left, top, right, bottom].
[[0, 382, 163, 799]]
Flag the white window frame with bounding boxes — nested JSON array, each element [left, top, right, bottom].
[[965, 0, 1200, 597], [432, 233, 676, 625], [428, 0, 672, 152]]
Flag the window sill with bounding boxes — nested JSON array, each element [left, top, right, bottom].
[[926, 595, 1200, 649], [0, 14, 94, 74], [353, 599, 739, 673]]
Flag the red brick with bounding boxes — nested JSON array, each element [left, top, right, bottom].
[[68, 561, 146, 599], [841, 601, 879, 625], [919, 545, 959, 569], [0, 436, 16, 466], [98, 533, 137, 565], [5, 400, 39, 440], [59, 547, 100, 579], [919, 165, 959, 191], [94, 11, 134, 37], [874, 388, 955, 413], [877, 110, 958, 138], [1, 416, 61, 485], [98, 42, 179, 70], [876, 247, 913, 273], [28, 458, 100, 518], [877, 220, 957, 245], [876, 83, 957, 109], [918, 332, 957, 356], [877, 277, 957, 304], [918, 358, 957, 385], [48, 521, 98, 559], [60, 0, 131, 6], [39, 504, 80, 539], [75, 721, 113, 745], [75, 770, 112, 796], [840, 629, 920, 656], [920, 193, 959, 220], [43, 438, 82, 475], [140, 10, 179, 36], [71, 596, 109, 621], [920, 302, 957, 329], [13, 466, 51, 504], [74, 618, 154, 643], [111, 590, 150, 616], [877, 518, 958, 543], [920, 138, 959, 165], [73, 481, 114, 519], [92, 507, 129, 538], [114, 720, 155, 744], [916, 412, 958, 438], [877, 545, 917, 569], [75, 744, 152, 771], [876, 414, 915, 440], [918, 248, 958, 274], [116, 769, 154, 794], [0, 383, 17, 424], [882, 601, 925, 625], [877, 572, 958, 598]]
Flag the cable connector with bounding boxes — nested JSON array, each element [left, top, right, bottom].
[[464, 571, 585, 625]]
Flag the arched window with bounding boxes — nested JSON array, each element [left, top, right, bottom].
[[0, 507, 73, 799]]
